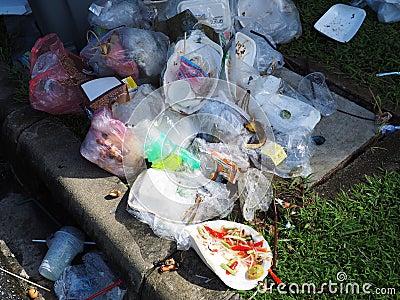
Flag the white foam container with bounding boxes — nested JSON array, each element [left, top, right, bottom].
[[314, 4, 366, 43], [177, 0, 232, 33]]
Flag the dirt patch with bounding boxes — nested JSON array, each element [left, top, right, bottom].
[[315, 130, 400, 199]]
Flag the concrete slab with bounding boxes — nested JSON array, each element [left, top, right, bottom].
[[275, 68, 378, 184]]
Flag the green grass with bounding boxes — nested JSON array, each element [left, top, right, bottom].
[[279, 0, 400, 112], [237, 168, 399, 299]]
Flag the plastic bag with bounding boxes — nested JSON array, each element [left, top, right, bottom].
[[54, 252, 126, 300], [193, 138, 250, 183], [163, 30, 223, 114], [88, 0, 152, 30], [126, 168, 234, 250], [366, 0, 400, 23], [249, 127, 315, 178], [240, 23, 285, 74], [111, 84, 156, 124], [238, 168, 273, 221], [29, 34, 93, 115], [236, 0, 302, 44], [80, 106, 143, 179], [250, 93, 321, 133], [224, 24, 284, 89], [81, 28, 170, 82]]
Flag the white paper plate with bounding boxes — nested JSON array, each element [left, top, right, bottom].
[[185, 220, 272, 290], [314, 4, 366, 43]]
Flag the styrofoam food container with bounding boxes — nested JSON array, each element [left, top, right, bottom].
[[314, 4, 366, 43], [177, 0, 231, 32]]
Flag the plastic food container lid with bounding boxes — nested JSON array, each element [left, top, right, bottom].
[[177, 0, 232, 32]]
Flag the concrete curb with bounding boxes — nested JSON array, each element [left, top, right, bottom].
[[0, 80, 233, 299]]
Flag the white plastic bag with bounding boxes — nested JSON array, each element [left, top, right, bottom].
[[366, 0, 400, 23]]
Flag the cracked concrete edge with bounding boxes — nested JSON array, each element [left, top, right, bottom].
[[0, 102, 235, 300], [0, 240, 36, 299]]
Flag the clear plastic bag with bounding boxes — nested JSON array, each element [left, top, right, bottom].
[[197, 97, 250, 144], [249, 127, 315, 178], [88, 0, 152, 30], [80, 106, 144, 179], [29, 34, 93, 115], [239, 23, 285, 74], [111, 84, 156, 124], [54, 252, 126, 300], [236, 0, 302, 44], [238, 168, 273, 221], [163, 30, 223, 106], [81, 28, 170, 82], [194, 138, 250, 178], [177, 0, 233, 33]]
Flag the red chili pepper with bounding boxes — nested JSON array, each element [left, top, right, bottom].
[[204, 225, 226, 239], [230, 261, 238, 269], [268, 268, 283, 284], [254, 247, 269, 253], [226, 261, 239, 275], [253, 241, 264, 247], [231, 245, 252, 251], [231, 245, 269, 252], [237, 251, 247, 257], [225, 239, 233, 246]]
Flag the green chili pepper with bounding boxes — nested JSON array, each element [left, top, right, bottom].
[[221, 263, 237, 275], [221, 241, 231, 249]]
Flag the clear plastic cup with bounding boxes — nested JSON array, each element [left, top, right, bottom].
[[38, 226, 85, 281], [297, 72, 338, 116]]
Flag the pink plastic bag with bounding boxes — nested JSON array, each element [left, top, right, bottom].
[[29, 34, 93, 115], [80, 107, 143, 179], [80, 107, 126, 178]]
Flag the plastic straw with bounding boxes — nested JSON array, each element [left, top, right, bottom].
[[0, 267, 51, 292], [376, 72, 400, 77], [32, 239, 96, 245], [85, 279, 123, 300]]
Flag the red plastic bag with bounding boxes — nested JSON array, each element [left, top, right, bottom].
[[29, 34, 93, 115]]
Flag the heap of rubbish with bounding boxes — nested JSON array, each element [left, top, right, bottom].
[[24, 0, 393, 293]]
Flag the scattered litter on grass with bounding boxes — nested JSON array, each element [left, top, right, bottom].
[[380, 125, 400, 136]]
